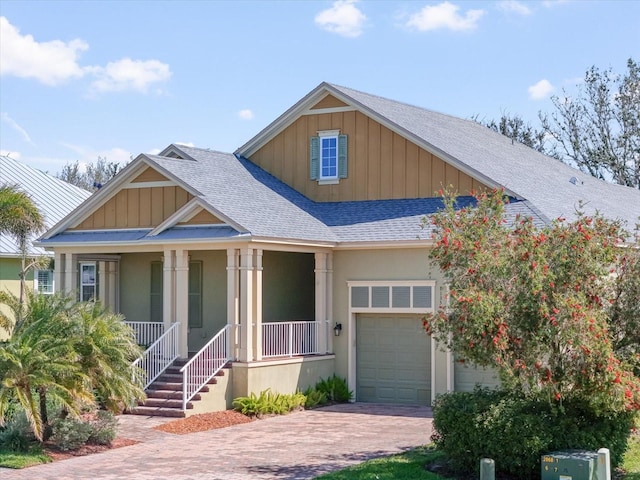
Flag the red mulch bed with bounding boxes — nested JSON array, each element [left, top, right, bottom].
[[153, 410, 253, 434]]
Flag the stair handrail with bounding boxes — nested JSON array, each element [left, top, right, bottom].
[[133, 322, 180, 390], [179, 324, 231, 410]]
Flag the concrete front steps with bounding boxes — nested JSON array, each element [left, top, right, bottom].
[[129, 358, 232, 418]]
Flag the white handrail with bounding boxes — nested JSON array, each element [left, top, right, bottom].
[[179, 324, 231, 410], [132, 322, 180, 390], [262, 320, 320, 358], [124, 321, 164, 346]]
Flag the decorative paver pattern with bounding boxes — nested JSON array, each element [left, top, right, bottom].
[[0, 403, 433, 480]]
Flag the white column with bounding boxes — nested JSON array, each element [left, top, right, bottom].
[[326, 252, 334, 354], [315, 252, 328, 354], [98, 261, 107, 304], [54, 252, 65, 294], [163, 250, 175, 331], [64, 253, 76, 297], [226, 249, 240, 360], [239, 247, 254, 362], [175, 249, 189, 358], [253, 249, 263, 361], [107, 261, 118, 313]]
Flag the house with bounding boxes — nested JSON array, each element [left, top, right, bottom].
[[0, 155, 91, 337], [37, 83, 640, 415]]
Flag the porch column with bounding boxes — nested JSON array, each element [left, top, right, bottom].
[[98, 261, 107, 305], [326, 252, 334, 354], [431, 337, 454, 405], [226, 248, 240, 360], [163, 250, 176, 330], [54, 252, 65, 294], [175, 249, 189, 358], [315, 252, 328, 354], [109, 260, 119, 313], [64, 253, 77, 296], [253, 249, 263, 361], [238, 247, 254, 362]]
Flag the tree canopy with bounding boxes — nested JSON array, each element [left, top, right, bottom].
[[475, 58, 639, 189], [423, 189, 640, 415], [56, 156, 124, 190]]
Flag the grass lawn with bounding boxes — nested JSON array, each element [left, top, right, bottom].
[[314, 437, 640, 480], [0, 446, 51, 469]]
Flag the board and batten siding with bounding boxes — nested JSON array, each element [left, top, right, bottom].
[[249, 96, 488, 202], [70, 166, 196, 230]]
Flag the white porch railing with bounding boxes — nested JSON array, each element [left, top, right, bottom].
[[262, 320, 321, 358], [124, 321, 164, 347], [180, 324, 231, 410], [132, 322, 180, 390]]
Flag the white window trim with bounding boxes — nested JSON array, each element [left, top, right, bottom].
[[319, 135, 339, 181], [80, 262, 97, 301], [34, 269, 55, 295]]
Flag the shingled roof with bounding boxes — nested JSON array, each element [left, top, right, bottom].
[[41, 83, 639, 248]]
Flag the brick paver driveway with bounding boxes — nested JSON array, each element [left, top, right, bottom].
[[0, 403, 434, 480]]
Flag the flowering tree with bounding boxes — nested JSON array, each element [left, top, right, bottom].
[[423, 189, 640, 414]]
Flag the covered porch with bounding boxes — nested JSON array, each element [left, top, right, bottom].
[[53, 243, 336, 411]]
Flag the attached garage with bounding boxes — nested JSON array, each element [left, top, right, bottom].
[[356, 314, 431, 404]]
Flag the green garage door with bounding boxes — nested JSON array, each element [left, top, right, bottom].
[[454, 362, 501, 392], [356, 315, 431, 404]]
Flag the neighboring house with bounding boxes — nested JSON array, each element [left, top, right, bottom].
[[37, 83, 640, 415], [0, 155, 91, 336]]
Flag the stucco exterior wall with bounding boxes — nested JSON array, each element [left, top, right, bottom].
[[232, 356, 335, 398], [0, 258, 35, 340], [119, 252, 163, 323], [262, 251, 314, 322]]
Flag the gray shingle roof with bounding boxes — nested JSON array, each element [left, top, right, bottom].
[[1, 156, 91, 256], [327, 83, 640, 229]]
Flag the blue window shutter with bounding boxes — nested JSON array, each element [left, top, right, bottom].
[[310, 136, 320, 180], [338, 134, 348, 178]]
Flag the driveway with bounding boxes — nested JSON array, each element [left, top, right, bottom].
[[1, 403, 434, 480]]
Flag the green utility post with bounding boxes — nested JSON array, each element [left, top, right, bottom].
[[480, 458, 495, 480]]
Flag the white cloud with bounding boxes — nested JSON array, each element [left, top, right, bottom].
[[405, 2, 485, 32], [148, 148, 162, 155], [238, 109, 254, 120], [174, 142, 194, 148], [0, 16, 87, 85], [89, 58, 172, 94], [542, 0, 570, 7], [1, 112, 34, 144], [0, 17, 171, 95], [528, 79, 555, 100], [59, 142, 132, 167], [315, 0, 367, 38], [497, 1, 532, 16]]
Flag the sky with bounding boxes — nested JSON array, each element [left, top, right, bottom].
[[0, 0, 638, 175]]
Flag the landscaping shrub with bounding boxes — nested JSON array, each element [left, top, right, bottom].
[[303, 387, 327, 408], [88, 410, 118, 445], [315, 374, 353, 403], [0, 412, 34, 452], [50, 417, 92, 451], [432, 388, 635, 478], [232, 389, 305, 417]]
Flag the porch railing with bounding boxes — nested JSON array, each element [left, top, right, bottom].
[[124, 321, 164, 347], [132, 322, 180, 390], [179, 324, 231, 410], [262, 320, 320, 358]]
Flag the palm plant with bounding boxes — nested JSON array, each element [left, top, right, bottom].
[[0, 291, 91, 441], [0, 184, 45, 306], [72, 301, 145, 411]]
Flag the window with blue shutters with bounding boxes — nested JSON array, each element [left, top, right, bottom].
[[310, 131, 347, 183]]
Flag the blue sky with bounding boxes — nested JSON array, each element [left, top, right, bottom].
[[1, 0, 638, 174]]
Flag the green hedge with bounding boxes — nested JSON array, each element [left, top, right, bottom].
[[432, 387, 636, 478]]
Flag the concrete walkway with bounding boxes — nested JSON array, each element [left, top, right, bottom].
[[1, 403, 434, 480]]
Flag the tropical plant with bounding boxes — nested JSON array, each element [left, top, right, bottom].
[[0, 184, 45, 306], [71, 301, 145, 411], [0, 291, 90, 441], [0, 290, 145, 441], [422, 189, 640, 414]]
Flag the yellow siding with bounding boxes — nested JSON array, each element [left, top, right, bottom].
[[310, 94, 349, 110], [71, 186, 193, 230], [249, 112, 487, 202], [178, 210, 223, 225], [132, 167, 170, 183]]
